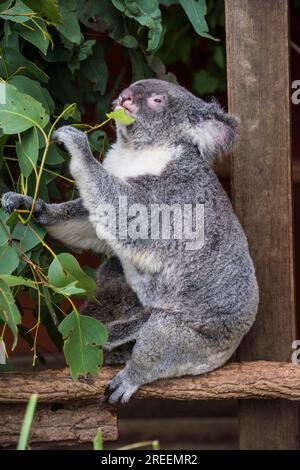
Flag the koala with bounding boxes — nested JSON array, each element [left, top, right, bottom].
[[2, 79, 259, 403]]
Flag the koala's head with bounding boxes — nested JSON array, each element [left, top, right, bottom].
[[114, 79, 238, 162]]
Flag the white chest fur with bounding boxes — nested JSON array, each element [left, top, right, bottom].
[[103, 142, 175, 180]]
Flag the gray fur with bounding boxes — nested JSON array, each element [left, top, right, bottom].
[[1, 79, 258, 403]]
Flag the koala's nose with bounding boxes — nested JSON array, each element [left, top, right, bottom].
[[120, 88, 133, 106]]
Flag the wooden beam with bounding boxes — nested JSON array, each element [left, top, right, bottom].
[[225, 0, 299, 449], [213, 158, 300, 184], [0, 401, 117, 448], [1, 362, 300, 403]]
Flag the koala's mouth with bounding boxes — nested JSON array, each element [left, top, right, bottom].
[[115, 103, 137, 118]]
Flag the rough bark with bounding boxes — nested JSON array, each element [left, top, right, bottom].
[[1, 361, 300, 403], [0, 401, 117, 448]]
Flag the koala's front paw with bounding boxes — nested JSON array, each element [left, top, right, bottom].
[[105, 369, 139, 404], [1, 192, 46, 222], [52, 126, 87, 153]]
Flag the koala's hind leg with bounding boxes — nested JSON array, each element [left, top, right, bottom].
[[105, 309, 240, 403], [81, 257, 148, 365]]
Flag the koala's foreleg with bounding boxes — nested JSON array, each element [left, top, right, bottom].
[[1, 193, 106, 252], [52, 126, 140, 215]]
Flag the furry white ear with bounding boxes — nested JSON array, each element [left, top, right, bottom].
[[187, 101, 238, 163]]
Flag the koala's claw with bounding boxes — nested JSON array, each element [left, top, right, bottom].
[[1, 192, 46, 222], [52, 126, 87, 149], [105, 370, 139, 404]]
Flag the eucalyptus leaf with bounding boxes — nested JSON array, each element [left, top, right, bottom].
[[56, 0, 82, 45], [0, 84, 49, 134], [12, 221, 45, 252], [0, 0, 34, 23], [59, 310, 107, 379], [179, 0, 218, 41], [112, 0, 162, 51], [23, 0, 62, 24], [9, 76, 54, 115], [16, 127, 39, 177], [0, 243, 19, 274], [80, 44, 108, 95], [45, 144, 66, 166], [16, 19, 49, 55], [106, 108, 135, 125], [48, 253, 97, 296], [0, 274, 37, 288], [0, 279, 21, 349], [0, 47, 49, 83]]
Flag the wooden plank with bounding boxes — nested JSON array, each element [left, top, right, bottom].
[[0, 401, 117, 448], [225, 0, 299, 449], [1, 362, 300, 402], [213, 158, 300, 184]]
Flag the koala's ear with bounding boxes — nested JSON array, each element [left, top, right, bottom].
[[187, 100, 238, 163]]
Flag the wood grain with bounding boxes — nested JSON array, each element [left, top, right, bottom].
[[1, 362, 300, 403], [0, 401, 117, 448], [225, 0, 299, 449]]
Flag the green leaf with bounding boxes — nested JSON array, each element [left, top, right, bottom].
[[93, 432, 103, 450], [118, 35, 138, 49], [106, 108, 136, 125], [61, 103, 80, 122], [0, 208, 11, 245], [59, 310, 107, 379], [0, 244, 19, 274], [4, 210, 19, 230], [0, 84, 49, 134], [17, 19, 50, 55], [128, 49, 153, 82], [12, 221, 45, 252], [77, 0, 127, 50], [51, 281, 86, 297], [0, 279, 21, 348], [0, 0, 34, 23], [80, 44, 108, 95], [0, 2, 14, 12], [45, 144, 66, 166], [3, 19, 20, 49], [9, 75, 54, 115], [0, 47, 49, 83], [17, 393, 38, 450], [112, 0, 162, 51], [48, 253, 97, 296], [42, 285, 58, 326], [23, 0, 62, 24], [67, 39, 96, 73], [0, 274, 37, 288], [88, 130, 108, 153], [0, 134, 8, 172], [179, 0, 218, 41], [16, 127, 39, 177], [56, 0, 82, 45]]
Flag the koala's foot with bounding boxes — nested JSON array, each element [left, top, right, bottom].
[[105, 368, 139, 404], [1, 192, 47, 223]]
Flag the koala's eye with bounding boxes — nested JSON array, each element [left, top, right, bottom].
[[147, 94, 165, 111]]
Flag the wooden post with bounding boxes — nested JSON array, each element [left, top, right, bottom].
[[225, 0, 299, 449]]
